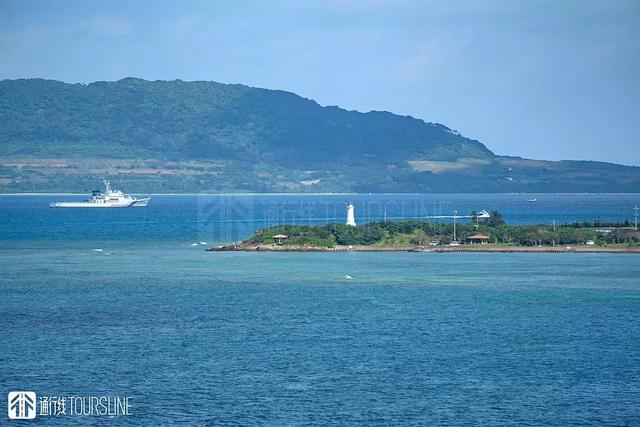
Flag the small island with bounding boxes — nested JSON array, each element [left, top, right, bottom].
[[211, 211, 640, 253]]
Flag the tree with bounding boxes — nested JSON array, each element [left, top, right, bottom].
[[486, 210, 506, 227], [470, 210, 479, 230]]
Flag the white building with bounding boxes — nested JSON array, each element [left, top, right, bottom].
[[346, 203, 356, 226]]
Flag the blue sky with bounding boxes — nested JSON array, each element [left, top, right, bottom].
[[1, 0, 639, 165]]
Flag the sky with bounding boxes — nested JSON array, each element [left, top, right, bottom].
[[1, 0, 639, 165]]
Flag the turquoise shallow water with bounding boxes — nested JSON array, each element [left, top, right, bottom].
[[1, 195, 640, 425]]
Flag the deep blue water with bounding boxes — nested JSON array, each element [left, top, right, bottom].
[[1, 193, 639, 247], [1, 195, 640, 425]]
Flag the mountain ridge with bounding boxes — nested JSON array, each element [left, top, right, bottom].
[[0, 78, 638, 193]]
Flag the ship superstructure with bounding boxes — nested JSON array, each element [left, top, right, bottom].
[[49, 180, 150, 208]]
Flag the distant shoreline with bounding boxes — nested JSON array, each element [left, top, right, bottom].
[[210, 244, 640, 254], [1, 192, 640, 196], [0, 192, 358, 196]]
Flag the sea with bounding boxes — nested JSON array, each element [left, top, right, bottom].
[[1, 193, 640, 425]]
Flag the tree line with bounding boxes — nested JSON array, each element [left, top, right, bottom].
[[250, 211, 640, 247]]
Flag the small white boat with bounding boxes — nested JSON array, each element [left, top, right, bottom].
[[50, 180, 150, 208], [477, 210, 491, 219], [526, 198, 537, 202]]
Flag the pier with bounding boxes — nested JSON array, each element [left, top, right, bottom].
[[209, 244, 640, 253]]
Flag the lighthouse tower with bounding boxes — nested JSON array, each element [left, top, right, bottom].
[[346, 203, 356, 226]]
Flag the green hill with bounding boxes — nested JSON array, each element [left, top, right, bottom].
[[0, 78, 638, 193]]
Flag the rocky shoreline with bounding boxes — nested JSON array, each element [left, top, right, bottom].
[[208, 243, 640, 253]]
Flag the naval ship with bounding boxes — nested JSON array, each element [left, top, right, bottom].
[[49, 180, 150, 208]]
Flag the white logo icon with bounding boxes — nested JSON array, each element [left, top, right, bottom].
[[8, 391, 37, 420]]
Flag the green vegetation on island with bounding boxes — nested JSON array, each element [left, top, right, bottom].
[[248, 212, 640, 248], [1, 78, 640, 193]]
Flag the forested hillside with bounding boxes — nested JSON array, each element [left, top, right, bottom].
[[1, 78, 638, 193]]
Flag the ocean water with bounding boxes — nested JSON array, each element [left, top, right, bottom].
[[1, 193, 639, 247], [1, 194, 640, 425]]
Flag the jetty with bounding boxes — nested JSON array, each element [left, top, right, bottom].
[[208, 243, 640, 253]]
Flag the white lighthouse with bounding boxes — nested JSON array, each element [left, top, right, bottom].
[[346, 203, 356, 226]]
